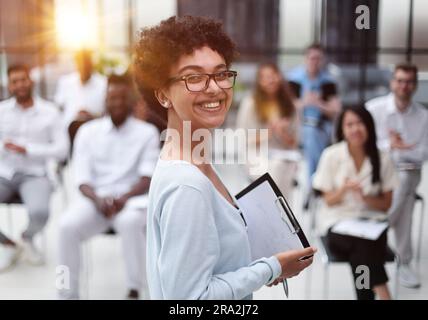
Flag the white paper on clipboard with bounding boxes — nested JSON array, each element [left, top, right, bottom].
[[235, 176, 308, 261], [331, 218, 388, 241]]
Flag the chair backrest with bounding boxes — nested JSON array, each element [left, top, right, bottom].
[[4, 193, 23, 205]]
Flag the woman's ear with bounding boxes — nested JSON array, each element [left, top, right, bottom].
[[155, 89, 171, 109]]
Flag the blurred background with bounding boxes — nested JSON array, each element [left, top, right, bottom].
[[1, 0, 428, 109], [1, 0, 428, 300]]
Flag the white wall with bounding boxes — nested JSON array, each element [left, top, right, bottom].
[[378, 0, 428, 69], [135, 0, 176, 30], [278, 0, 314, 70]]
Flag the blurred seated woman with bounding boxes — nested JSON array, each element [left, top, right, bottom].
[[236, 63, 299, 202], [313, 105, 397, 300]]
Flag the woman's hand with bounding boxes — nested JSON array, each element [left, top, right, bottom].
[[274, 246, 317, 280], [270, 118, 297, 148], [342, 178, 361, 193], [323, 178, 360, 206]]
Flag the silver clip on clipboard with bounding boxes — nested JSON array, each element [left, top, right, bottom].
[[275, 196, 299, 299], [275, 196, 300, 234]]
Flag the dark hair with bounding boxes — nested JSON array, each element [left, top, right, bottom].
[[305, 43, 324, 54], [253, 62, 295, 122], [107, 74, 133, 87], [134, 15, 238, 92], [394, 63, 418, 83], [335, 105, 381, 185], [7, 64, 31, 77]]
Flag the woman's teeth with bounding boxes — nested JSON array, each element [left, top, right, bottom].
[[201, 101, 221, 109]]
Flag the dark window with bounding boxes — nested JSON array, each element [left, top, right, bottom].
[[321, 0, 379, 64], [177, 0, 280, 61]]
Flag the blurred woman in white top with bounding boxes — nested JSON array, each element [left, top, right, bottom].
[[237, 63, 299, 202], [313, 105, 397, 300]]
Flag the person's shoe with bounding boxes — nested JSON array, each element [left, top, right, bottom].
[[20, 239, 44, 266], [0, 243, 21, 272], [399, 264, 421, 288], [126, 289, 139, 300]]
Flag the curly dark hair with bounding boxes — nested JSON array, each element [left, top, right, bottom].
[[134, 15, 238, 92]]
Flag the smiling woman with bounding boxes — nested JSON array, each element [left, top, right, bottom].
[[134, 15, 316, 300]]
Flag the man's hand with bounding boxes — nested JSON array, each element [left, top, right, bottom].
[[94, 196, 117, 219], [113, 195, 129, 213], [389, 130, 415, 150], [4, 142, 27, 154], [302, 92, 322, 107], [76, 109, 94, 122]]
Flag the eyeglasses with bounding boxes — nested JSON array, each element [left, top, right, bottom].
[[167, 70, 237, 92], [393, 78, 416, 85]]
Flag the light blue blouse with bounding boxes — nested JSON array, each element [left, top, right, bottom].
[[146, 159, 282, 299]]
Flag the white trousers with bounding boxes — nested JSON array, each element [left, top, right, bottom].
[[57, 197, 147, 299]]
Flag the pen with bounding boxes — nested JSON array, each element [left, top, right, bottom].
[[282, 279, 289, 298]]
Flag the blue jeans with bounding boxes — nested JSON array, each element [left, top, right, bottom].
[[302, 121, 333, 186]]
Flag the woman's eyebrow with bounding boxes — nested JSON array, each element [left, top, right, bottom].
[[177, 64, 227, 74]]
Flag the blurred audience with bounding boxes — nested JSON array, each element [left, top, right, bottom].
[[288, 44, 341, 208], [366, 63, 428, 288], [236, 63, 299, 200], [0, 64, 68, 268], [313, 106, 397, 300], [57, 74, 159, 300]]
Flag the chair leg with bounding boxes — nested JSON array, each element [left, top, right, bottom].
[[81, 242, 91, 300], [416, 199, 424, 269], [394, 257, 400, 300], [323, 262, 329, 300], [41, 230, 48, 264], [305, 261, 313, 300], [7, 206, 13, 236]]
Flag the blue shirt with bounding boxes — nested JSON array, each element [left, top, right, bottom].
[[288, 66, 335, 122], [146, 159, 282, 299]]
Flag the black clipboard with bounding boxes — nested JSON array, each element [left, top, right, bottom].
[[235, 173, 311, 258]]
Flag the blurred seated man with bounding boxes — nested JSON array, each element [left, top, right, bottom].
[[0, 65, 68, 267], [57, 74, 160, 300], [54, 49, 107, 153], [366, 63, 428, 288]]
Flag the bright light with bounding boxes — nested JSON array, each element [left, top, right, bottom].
[[55, 2, 97, 50]]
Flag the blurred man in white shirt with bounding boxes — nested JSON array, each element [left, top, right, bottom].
[[57, 74, 160, 300], [366, 63, 428, 288], [0, 65, 68, 269], [54, 50, 107, 152]]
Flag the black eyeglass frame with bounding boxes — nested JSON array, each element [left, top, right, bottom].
[[166, 70, 238, 92]]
